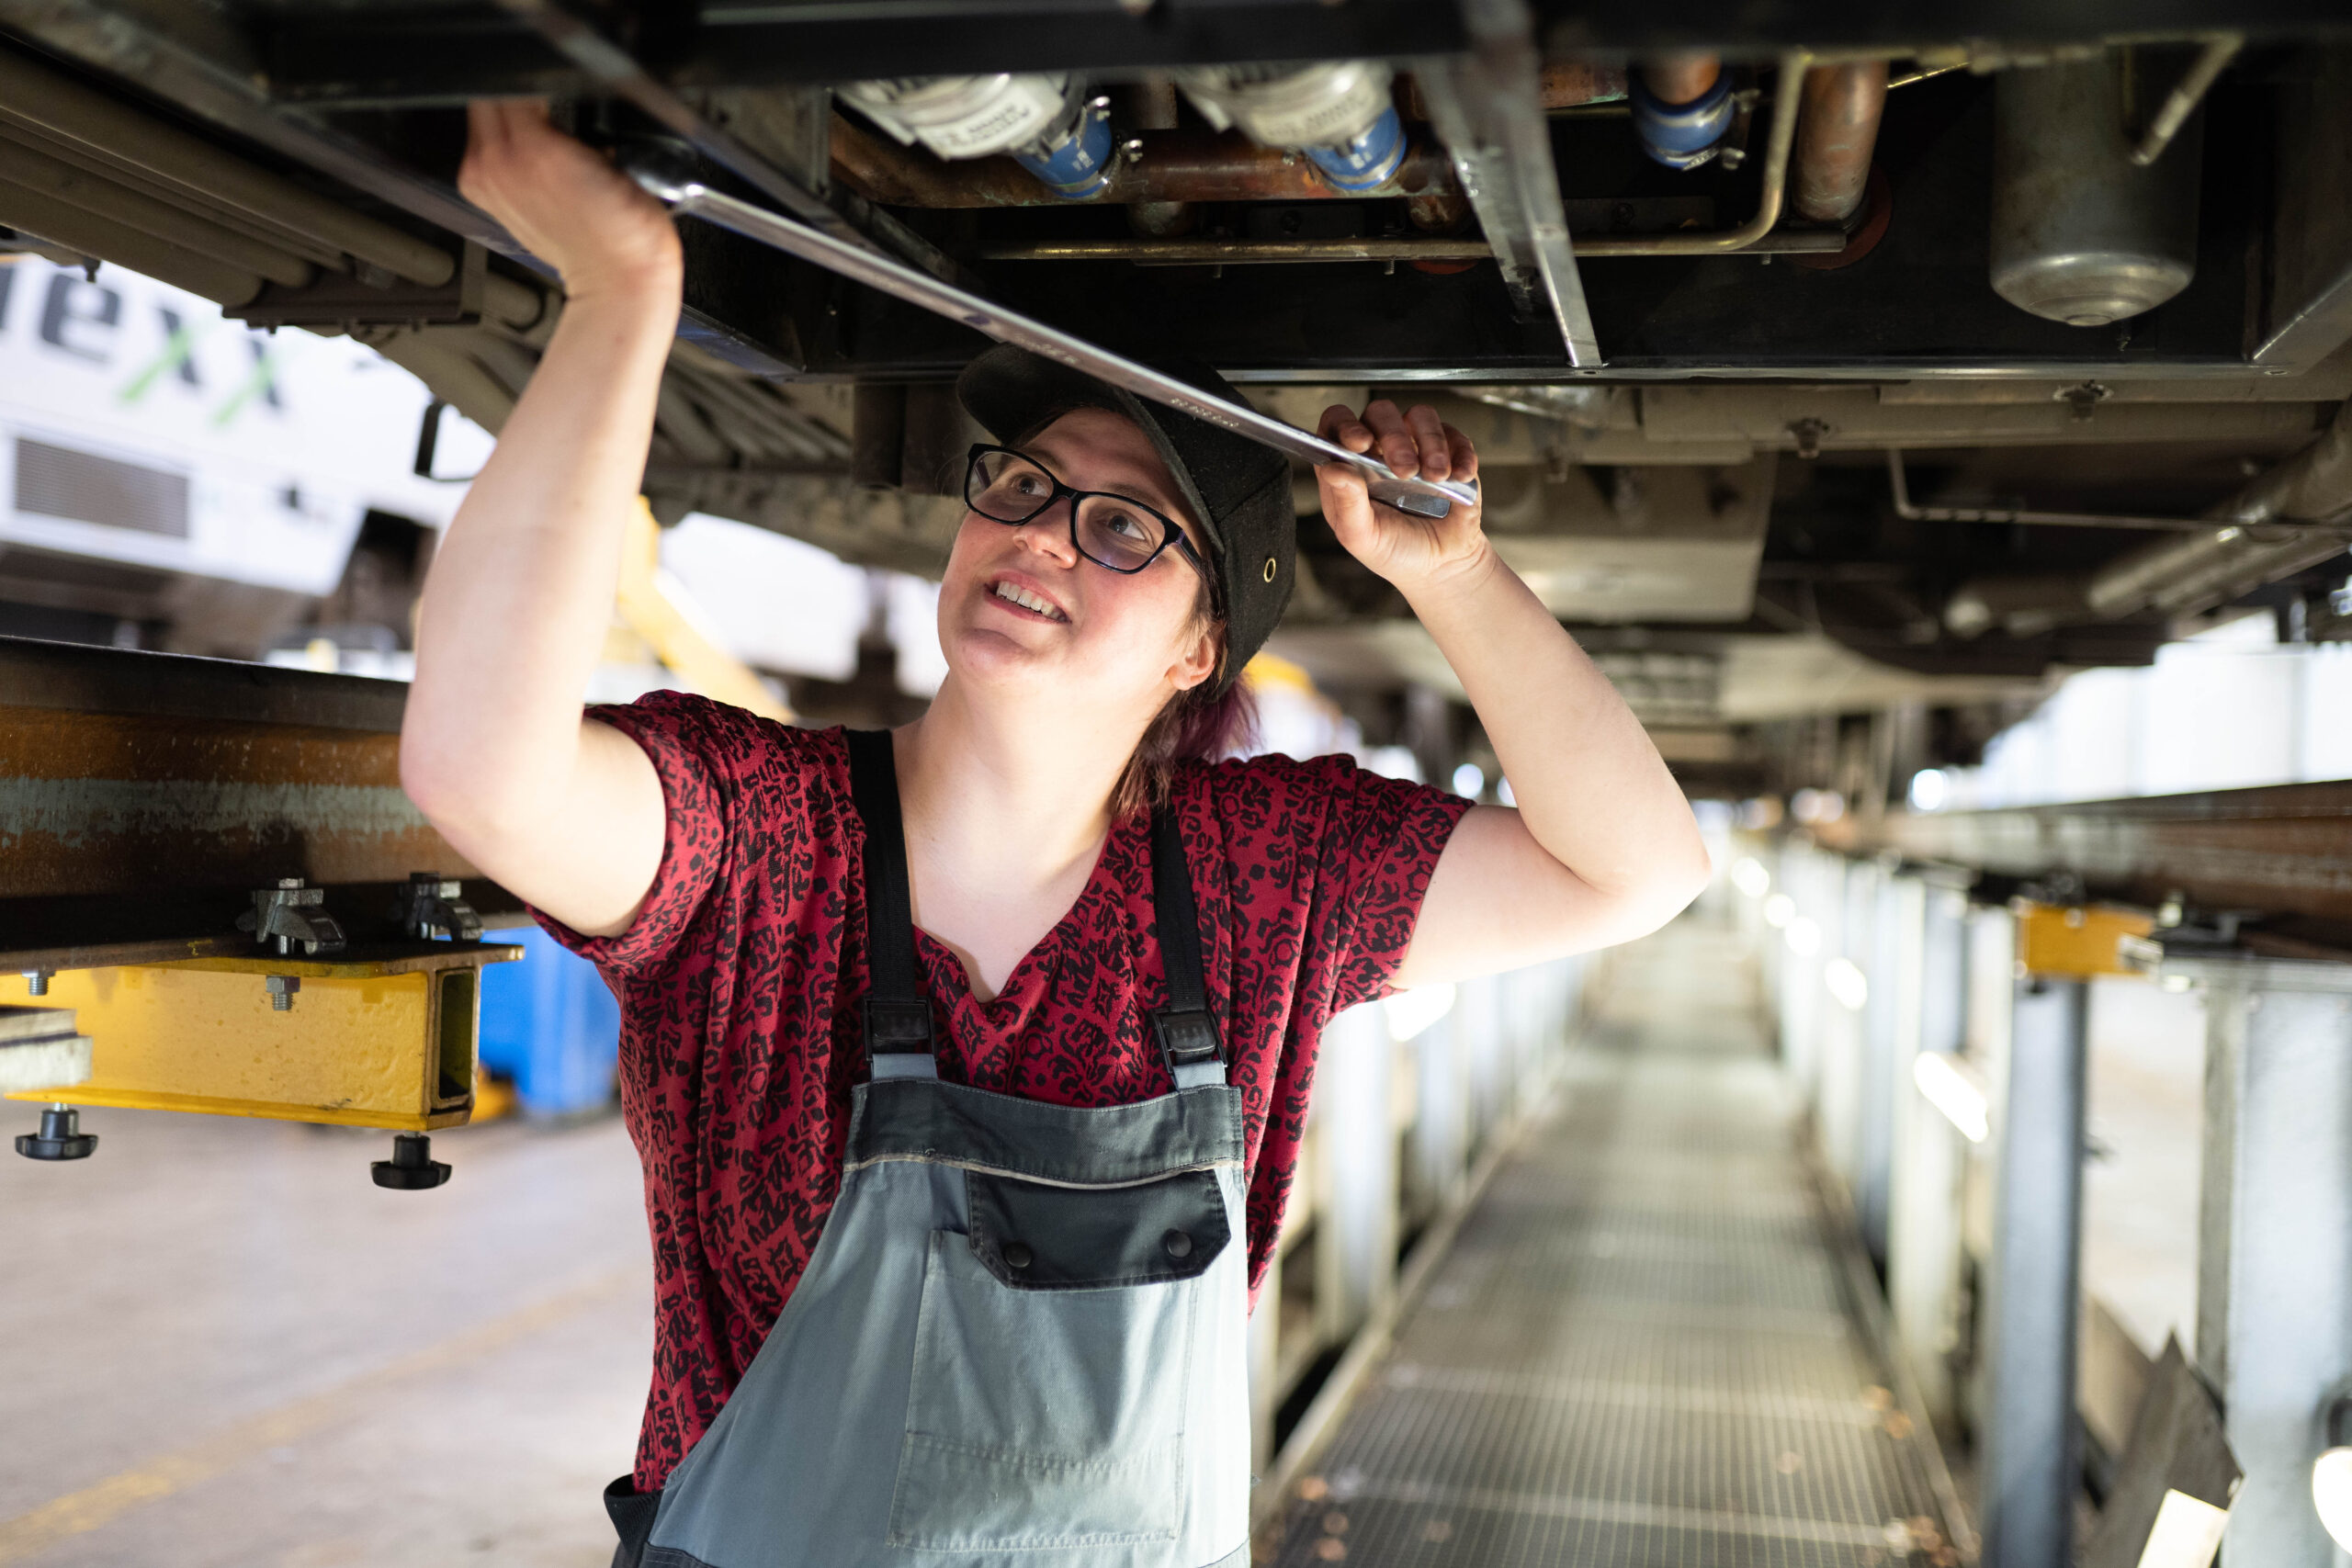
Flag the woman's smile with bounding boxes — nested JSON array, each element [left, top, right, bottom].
[[984, 573, 1069, 623]]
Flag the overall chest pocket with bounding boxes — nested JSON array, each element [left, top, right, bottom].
[[886, 1169, 1231, 1554]]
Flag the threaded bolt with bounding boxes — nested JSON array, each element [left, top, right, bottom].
[[23, 970, 49, 996], [266, 975, 300, 1011]]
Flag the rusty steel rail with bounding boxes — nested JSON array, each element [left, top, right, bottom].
[[1819, 782, 2352, 928], [0, 637, 514, 971]]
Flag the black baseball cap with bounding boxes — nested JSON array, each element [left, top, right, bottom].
[[956, 344, 1295, 694]]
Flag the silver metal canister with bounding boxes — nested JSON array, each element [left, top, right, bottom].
[[1989, 53, 2203, 327]]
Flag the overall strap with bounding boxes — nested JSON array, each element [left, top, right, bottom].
[[1150, 803, 1226, 1089], [845, 729, 938, 1081]]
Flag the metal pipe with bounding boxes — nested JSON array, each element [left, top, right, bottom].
[[1792, 62, 1888, 225], [2131, 33, 2242, 167], [976, 227, 1847, 264], [832, 116, 1458, 209], [1576, 51, 1810, 257], [1642, 54, 1721, 107], [0, 48, 454, 287], [1887, 61, 1966, 90], [1538, 62, 1627, 109], [2086, 400, 2352, 616], [0, 137, 312, 287], [1890, 449, 2221, 532], [1125, 74, 1193, 239], [0, 179, 260, 304]]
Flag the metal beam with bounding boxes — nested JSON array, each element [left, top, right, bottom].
[[2170, 952, 2352, 1567], [1980, 971, 2089, 1568], [1414, 0, 1601, 366], [1826, 782, 2352, 929], [0, 7, 518, 257], [252, 2, 1470, 103]]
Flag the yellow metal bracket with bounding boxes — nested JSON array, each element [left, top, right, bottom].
[[2, 942, 520, 1130], [2012, 899, 2154, 979]]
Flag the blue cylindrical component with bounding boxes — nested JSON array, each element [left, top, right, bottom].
[[1304, 104, 1407, 192], [477, 922, 620, 1117], [1013, 98, 1114, 199], [1631, 73, 1735, 169]]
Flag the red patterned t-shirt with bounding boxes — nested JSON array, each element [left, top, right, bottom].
[[537, 691, 1468, 1492]]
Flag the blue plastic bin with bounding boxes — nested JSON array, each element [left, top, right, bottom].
[[476, 922, 621, 1117]]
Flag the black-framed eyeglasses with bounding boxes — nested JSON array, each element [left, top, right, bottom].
[[964, 444, 1215, 595]]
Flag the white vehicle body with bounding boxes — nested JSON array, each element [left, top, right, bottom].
[[0, 255, 460, 625]]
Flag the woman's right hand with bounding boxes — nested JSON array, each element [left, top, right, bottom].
[[459, 99, 682, 302]]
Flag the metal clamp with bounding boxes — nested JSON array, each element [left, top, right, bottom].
[[392, 872, 483, 942], [236, 877, 346, 957]]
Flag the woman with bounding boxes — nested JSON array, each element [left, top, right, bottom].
[[402, 102, 1712, 1568]]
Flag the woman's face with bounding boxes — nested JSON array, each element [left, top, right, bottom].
[[937, 407, 1218, 716]]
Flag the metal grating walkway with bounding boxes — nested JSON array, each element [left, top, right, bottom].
[[1267, 919, 1961, 1568]]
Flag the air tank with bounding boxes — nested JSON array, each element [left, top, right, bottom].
[[1989, 52, 2202, 327]]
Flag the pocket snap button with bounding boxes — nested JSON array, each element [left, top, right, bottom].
[[1002, 1241, 1033, 1270], [1163, 1229, 1193, 1259]]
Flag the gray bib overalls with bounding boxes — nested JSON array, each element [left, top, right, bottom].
[[608, 728, 1253, 1568]]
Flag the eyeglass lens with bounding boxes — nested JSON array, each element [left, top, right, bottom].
[[967, 449, 1170, 573]]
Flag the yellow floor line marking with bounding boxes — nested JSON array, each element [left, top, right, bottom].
[[0, 1268, 636, 1563]]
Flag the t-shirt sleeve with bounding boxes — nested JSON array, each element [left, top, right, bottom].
[[1245, 752, 1472, 1019], [527, 689, 775, 979]]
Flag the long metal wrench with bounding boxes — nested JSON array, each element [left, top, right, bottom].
[[627, 169, 1478, 520]]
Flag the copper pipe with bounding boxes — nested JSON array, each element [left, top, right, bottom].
[[1792, 61, 1888, 224], [1642, 53, 1721, 107], [1578, 49, 1812, 255], [1125, 75, 1193, 238], [831, 116, 1458, 209], [1539, 62, 1628, 109]]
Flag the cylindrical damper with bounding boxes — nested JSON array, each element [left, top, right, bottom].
[[1989, 53, 2203, 327]]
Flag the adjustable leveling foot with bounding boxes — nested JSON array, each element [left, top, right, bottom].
[[16, 1103, 96, 1160], [371, 1131, 451, 1190]]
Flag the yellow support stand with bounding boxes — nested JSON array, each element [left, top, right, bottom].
[[616, 498, 794, 724], [1, 943, 519, 1130], [2012, 899, 2154, 979]]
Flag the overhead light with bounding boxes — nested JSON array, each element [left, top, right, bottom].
[[2314, 1398, 2352, 1551], [1826, 957, 1869, 1011], [1763, 893, 1795, 929], [1731, 857, 1771, 899], [1908, 768, 1951, 813], [1786, 916, 1822, 957], [1914, 1051, 1989, 1144]]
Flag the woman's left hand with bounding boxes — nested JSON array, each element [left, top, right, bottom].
[[1314, 400, 1490, 597]]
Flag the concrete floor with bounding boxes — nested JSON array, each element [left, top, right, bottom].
[[0, 1107, 650, 1567]]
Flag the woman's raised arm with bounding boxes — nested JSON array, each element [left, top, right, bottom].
[[1311, 400, 1714, 987], [399, 103, 680, 938]]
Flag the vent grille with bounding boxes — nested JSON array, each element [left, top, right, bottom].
[[14, 438, 190, 537]]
